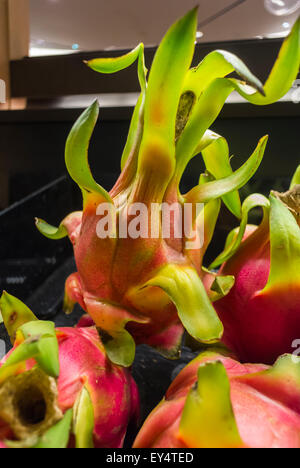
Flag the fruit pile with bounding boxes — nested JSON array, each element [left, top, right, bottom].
[[0, 8, 300, 448]]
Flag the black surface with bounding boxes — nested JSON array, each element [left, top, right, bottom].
[[0, 177, 79, 298]]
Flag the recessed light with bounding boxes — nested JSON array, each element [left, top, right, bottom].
[[196, 31, 204, 39]]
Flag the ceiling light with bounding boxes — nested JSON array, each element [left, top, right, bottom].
[[282, 21, 291, 27], [196, 31, 204, 39], [264, 0, 300, 16], [72, 43, 80, 51]]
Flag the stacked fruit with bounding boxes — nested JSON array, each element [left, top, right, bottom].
[[1, 8, 300, 448]]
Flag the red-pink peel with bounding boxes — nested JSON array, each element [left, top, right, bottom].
[[210, 186, 300, 364], [134, 352, 300, 448]]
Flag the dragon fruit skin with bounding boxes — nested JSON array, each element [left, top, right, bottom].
[[133, 351, 300, 448], [35, 11, 300, 366], [209, 183, 300, 365], [0, 293, 139, 449], [55, 326, 139, 448]]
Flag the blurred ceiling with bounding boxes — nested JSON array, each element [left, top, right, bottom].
[[29, 0, 300, 56]]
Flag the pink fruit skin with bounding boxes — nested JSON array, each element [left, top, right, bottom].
[[213, 217, 300, 364], [133, 353, 300, 448], [0, 326, 139, 448], [57, 327, 139, 448], [62, 180, 202, 355]]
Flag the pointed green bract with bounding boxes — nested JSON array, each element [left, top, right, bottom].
[[178, 50, 264, 156], [189, 198, 221, 261], [0, 318, 59, 380], [192, 131, 241, 220], [36, 211, 82, 242], [86, 43, 147, 91], [33, 410, 73, 449], [35, 218, 68, 240], [65, 101, 112, 204], [290, 165, 300, 189], [200, 131, 241, 218], [268, 354, 300, 384], [214, 50, 265, 94], [236, 19, 300, 105], [176, 78, 234, 177], [224, 226, 240, 250], [209, 275, 235, 302], [86, 44, 147, 173], [179, 361, 243, 448], [176, 74, 268, 177], [98, 327, 136, 368], [210, 193, 270, 269], [73, 386, 95, 448], [176, 19, 299, 177], [19, 321, 60, 378], [0, 338, 41, 380], [183, 49, 264, 99], [182, 52, 231, 97], [145, 264, 223, 343], [236, 355, 300, 399], [264, 195, 300, 290], [0, 291, 37, 344], [185, 136, 268, 204], [138, 8, 197, 174], [120, 92, 145, 172]]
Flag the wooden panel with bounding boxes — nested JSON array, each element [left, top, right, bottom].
[[8, 0, 29, 60], [0, 0, 29, 110], [8, 0, 29, 109], [0, 0, 10, 110]]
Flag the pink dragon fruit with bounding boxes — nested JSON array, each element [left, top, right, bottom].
[[0, 292, 139, 448], [207, 169, 300, 365], [134, 351, 300, 448], [35, 10, 300, 366]]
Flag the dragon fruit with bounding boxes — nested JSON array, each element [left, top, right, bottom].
[[0, 292, 139, 448], [35, 9, 300, 366], [133, 351, 300, 448], [208, 167, 300, 365]]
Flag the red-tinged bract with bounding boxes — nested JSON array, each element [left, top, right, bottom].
[[0, 292, 139, 449], [36, 11, 300, 366], [134, 351, 300, 448], [209, 178, 300, 364]]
